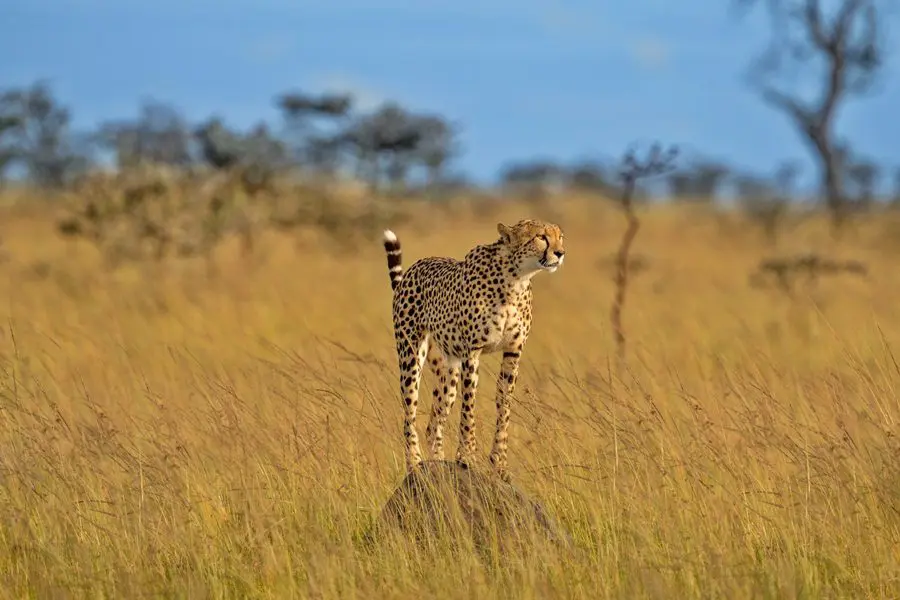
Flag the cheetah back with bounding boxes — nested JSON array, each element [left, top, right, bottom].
[[392, 246, 534, 359]]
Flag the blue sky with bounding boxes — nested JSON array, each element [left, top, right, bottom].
[[2, 0, 898, 187]]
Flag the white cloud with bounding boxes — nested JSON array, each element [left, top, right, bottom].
[[630, 36, 671, 70]]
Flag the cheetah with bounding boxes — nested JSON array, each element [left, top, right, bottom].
[[382, 219, 566, 482]]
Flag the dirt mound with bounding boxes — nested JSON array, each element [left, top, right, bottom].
[[376, 460, 573, 552]]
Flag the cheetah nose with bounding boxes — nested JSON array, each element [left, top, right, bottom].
[[553, 250, 565, 258]]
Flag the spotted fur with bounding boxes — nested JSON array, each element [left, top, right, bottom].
[[382, 219, 566, 482]]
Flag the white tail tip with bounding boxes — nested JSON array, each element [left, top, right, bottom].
[[383, 229, 397, 242]]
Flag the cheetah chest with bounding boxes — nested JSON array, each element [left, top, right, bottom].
[[479, 302, 528, 353]]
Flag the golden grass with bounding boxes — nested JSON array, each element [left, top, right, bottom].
[[1, 195, 899, 598]]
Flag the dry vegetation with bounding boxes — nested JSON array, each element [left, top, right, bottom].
[[1, 179, 899, 599]]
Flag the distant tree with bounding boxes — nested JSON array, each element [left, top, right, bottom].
[[734, 173, 774, 202], [893, 167, 900, 206], [275, 90, 459, 190], [346, 102, 417, 190], [735, 172, 781, 243], [692, 161, 730, 200], [97, 100, 193, 168], [844, 154, 880, 209], [195, 118, 289, 173], [567, 160, 615, 195], [666, 170, 692, 199], [413, 114, 459, 189], [194, 117, 244, 169], [0, 94, 22, 184], [341, 102, 458, 193], [499, 159, 566, 197], [736, 161, 801, 245], [277, 92, 352, 120], [431, 171, 475, 195], [667, 160, 729, 201], [305, 134, 344, 175], [242, 122, 290, 172], [276, 91, 352, 172], [773, 160, 803, 194], [736, 0, 891, 233], [0, 82, 90, 187]]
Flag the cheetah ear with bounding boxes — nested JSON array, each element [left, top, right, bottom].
[[497, 223, 513, 244]]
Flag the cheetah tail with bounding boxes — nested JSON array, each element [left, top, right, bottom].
[[383, 229, 403, 291]]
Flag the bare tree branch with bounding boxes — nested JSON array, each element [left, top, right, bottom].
[[610, 143, 678, 365], [739, 0, 891, 234]]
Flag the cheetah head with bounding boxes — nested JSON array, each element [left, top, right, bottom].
[[497, 219, 566, 276]]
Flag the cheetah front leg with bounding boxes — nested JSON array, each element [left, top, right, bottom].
[[489, 350, 521, 483], [396, 333, 429, 472], [425, 345, 460, 461], [456, 351, 481, 468]]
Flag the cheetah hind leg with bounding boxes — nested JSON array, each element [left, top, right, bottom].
[[424, 343, 460, 461]]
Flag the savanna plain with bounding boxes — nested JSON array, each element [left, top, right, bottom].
[[1, 189, 899, 599]]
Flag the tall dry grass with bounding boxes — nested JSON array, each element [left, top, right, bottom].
[[0, 193, 898, 598]]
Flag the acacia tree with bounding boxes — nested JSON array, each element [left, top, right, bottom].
[[0, 97, 21, 185], [666, 160, 730, 202], [498, 160, 566, 197], [736, 160, 802, 244], [0, 82, 88, 187], [414, 114, 458, 189], [735, 0, 891, 232], [342, 103, 458, 193], [97, 100, 194, 169], [195, 118, 289, 173], [893, 167, 900, 205], [567, 160, 615, 195], [276, 91, 352, 175], [842, 151, 880, 208]]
